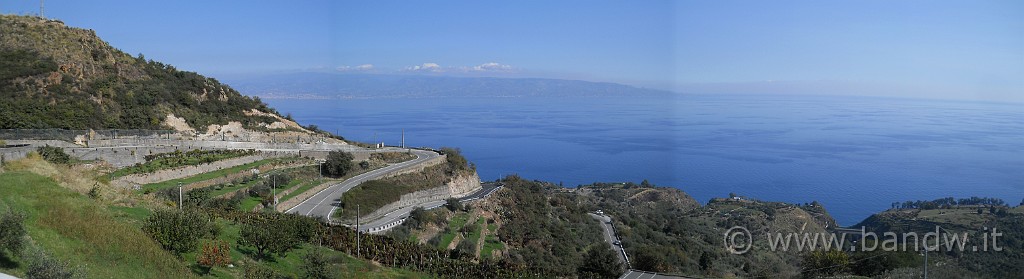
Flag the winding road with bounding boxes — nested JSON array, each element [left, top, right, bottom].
[[359, 182, 502, 233], [284, 148, 441, 221]]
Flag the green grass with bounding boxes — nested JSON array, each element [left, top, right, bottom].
[[142, 158, 280, 192], [480, 234, 504, 259], [112, 150, 255, 178], [239, 196, 264, 212], [437, 213, 469, 249], [464, 218, 485, 249], [280, 180, 324, 203], [0, 171, 193, 278]]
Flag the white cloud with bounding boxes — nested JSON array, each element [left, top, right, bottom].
[[404, 62, 443, 72], [471, 62, 514, 72], [337, 64, 375, 72]]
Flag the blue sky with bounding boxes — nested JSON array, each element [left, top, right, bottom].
[[3, 1, 1021, 102]]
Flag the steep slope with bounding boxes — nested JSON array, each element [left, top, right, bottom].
[[0, 15, 291, 133]]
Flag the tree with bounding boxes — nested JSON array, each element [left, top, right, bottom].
[[699, 252, 713, 272], [142, 209, 213, 255], [323, 151, 354, 177], [407, 207, 427, 229], [445, 198, 463, 212], [640, 179, 652, 188], [237, 215, 300, 259], [801, 250, 850, 278], [578, 244, 623, 279], [633, 248, 668, 272], [301, 249, 335, 279], [0, 208, 27, 258]]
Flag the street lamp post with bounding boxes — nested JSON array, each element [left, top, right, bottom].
[[177, 182, 182, 210]]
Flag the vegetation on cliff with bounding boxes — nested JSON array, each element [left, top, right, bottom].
[[0, 15, 280, 130]]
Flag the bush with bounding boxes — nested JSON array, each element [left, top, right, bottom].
[[301, 249, 335, 279], [802, 250, 850, 278], [197, 240, 231, 268], [445, 198, 463, 212], [323, 151, 354, 177], [36, 145, 71, 164], [243, 264, 287, 279], [24, 248, 84, 279], [142, 209, 213, 255], [0, 208, 27, 258], [578, 244, 623, 279]]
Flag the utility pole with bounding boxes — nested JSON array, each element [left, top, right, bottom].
[[177, 182, 182, 210], [39, 0, 44, 19], [272, 175, 277, 208], [356, 204, 360, 257], [401, 129, 405, 149]]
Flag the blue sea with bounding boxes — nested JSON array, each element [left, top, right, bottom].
[[266, 94, 1024, 225]]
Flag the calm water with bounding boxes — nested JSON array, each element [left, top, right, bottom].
[[267, 94, 1024, 225]]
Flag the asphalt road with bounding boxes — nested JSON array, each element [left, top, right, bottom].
[[358, 182, 502, 232], [589, 213, 628, 264], [284, 148, 440, 221]]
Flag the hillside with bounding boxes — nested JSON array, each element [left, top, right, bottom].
[[0, 14, 313, 139], [224, 72, 672, 99], [856, 201, 1024, 278]]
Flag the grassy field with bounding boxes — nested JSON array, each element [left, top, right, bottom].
[[437, 212, 470, 249], [481, 234, 504, 259], [112, 150, 255, 178], [142, 158, 283, 192], [0, 171, 193, 279], [1, 158, 433, 278], [480, 223, 504, 258], [464, 218, 485, 251]]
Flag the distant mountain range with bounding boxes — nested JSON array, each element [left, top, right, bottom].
[[224, 73, 672, 99]]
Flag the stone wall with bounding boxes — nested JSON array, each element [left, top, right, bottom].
[[116, 155, 267, 185], [360, 171, 481, 222]]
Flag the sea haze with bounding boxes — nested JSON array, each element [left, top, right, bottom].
[[264, 94, 1024, 226]]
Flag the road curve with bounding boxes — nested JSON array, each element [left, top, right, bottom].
[[285, 148, 441, 222], [589, 213, 628, 265], [358, 182, 502, 233]]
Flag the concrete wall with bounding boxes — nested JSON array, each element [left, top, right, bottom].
[[2, 139, 379, 168], [360, 171, 481, 222], [116, 155, 267, 185]]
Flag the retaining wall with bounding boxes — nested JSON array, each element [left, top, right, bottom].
[[359, 171, 481, 222]]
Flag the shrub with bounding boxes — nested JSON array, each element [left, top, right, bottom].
[[323, 151, 354, 177], [197, 240, 231, 268], [578, 244, 623, 279], [36, 145, 71, 164], [243, 264, 287, 279], [802, 250, 850, 278], [301, 249, 335, 279], [445, 198, 463, 212], [23, 248, 84, 279], [0, 208, 27, 258], [142, 209, 213, 255]]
